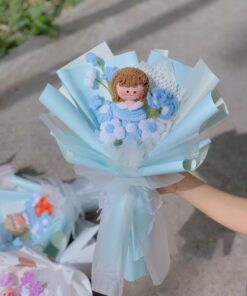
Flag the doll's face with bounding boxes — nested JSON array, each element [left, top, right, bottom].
[[116, 84, 145, 102], [5, 213, 28, 236]]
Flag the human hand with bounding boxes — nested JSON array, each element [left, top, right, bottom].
[[157, 183, 178, 195]]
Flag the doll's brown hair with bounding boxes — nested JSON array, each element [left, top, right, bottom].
[[111, 67, 149, 102]]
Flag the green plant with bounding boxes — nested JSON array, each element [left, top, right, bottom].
[[0, 0, 80, 58]]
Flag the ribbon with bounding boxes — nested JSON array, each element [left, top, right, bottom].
[[75, 166, 183, 296]]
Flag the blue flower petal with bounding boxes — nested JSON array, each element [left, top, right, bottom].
[[85, 52, 98, 65], [147, 87, 179, 110], [102, 66, 119, 81], [147, 121, 158, 133], [88, 95, 105, 110], [95, 102, 113, 123], [160, 100, 178, 120], [13, 237, 24, 247]]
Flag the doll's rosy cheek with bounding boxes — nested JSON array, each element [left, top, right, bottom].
[[116, 85, 129, 98], [117, 84, 145, 99]]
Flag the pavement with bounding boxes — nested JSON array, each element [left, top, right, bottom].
[[0, 0, 247, 295]]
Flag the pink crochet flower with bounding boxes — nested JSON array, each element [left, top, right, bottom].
[[0, 273, 16, 287], [18, 272, 43, 296]]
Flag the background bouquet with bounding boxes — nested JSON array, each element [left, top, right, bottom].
[[0, 165, 97, 257], [0, 246, 93, 296], [39, 42, 228, 296]]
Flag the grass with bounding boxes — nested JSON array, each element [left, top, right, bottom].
[[0, 0, 80, 58]]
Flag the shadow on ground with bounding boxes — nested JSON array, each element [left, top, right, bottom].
[[109, 0, 217, 51], [179, 130, 247, 259]]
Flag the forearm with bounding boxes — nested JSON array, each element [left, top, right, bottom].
[[176, 174, 247, 234]]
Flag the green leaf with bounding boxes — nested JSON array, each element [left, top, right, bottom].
[[146, 106, 161, 118], [114, 139, 123, 146], [0, 0, 81, 58]]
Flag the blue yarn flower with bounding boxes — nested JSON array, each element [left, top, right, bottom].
[[160, 100, 179, 120], [147, 88, 163, 109], [84, 69, 99, 89], [147, 87, 178, 109], [121, 120, 141, 143], [139, 118, 166, 142], [99, 118, 125, 144], [95, 102, 113, 123], [38, 212, 53, 228], [102, 66, 119, 81], [89, 95, 105, 110], [30, 215, 51, 242], [85, 52, 98, 65], [13, 237, 24, 247], [24, 199, 36, 226]]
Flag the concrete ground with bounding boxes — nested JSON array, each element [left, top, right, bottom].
[[0, 0, 247, 295]]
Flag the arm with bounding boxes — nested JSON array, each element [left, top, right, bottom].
[[158, 173, 247, 234]]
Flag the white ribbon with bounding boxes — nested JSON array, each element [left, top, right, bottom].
[[75, 166, 183, 296]]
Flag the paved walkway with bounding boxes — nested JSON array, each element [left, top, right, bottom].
[[0, 0, 246, 295]]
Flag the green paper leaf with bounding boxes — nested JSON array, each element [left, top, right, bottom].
[[51, 231, 68, 251]]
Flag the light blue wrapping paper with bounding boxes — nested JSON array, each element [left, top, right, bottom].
[[39, 84, 105, 154], [38, 42, 228, 296]]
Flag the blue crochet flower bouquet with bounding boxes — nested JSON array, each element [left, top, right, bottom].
[[39, 42, 228, 296], [0, 165, 82, 257]]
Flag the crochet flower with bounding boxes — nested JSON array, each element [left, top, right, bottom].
[[30, 214, 52, 242], [120, 121, 141, 143], [0, 273, 16, 287], [20, 272, 35, 286], [147, 87, 178, 108], [38, 212, 53, 228], [19, 286, 30, 296], [85, 52, 104, 68], [95, 102, 113, 123], [160, 100, 178, 120], [84, 69, 99, 89], [102, 66, 119, 81], [139, 118, 166, 142], [12, 237, 24, 248], [85, 52, 98, 66], [24, 199, 36, 225], [125, 122, 137, 134], [89, 95, 104, 111], [147, 88, 162, 109], [19, 272, 43, 296], [34, 196, 53, 217], [99, 118, 125, 143]]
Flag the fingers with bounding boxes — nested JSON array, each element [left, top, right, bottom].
[[157, 183, 177, 195]]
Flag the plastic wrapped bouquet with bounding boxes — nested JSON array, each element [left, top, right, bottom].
[[39, 42, 228, 296]]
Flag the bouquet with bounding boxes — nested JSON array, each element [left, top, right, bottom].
[[0, 240, 97, 296], [0, 165, 97, 257], [39, 42, 228, 296]]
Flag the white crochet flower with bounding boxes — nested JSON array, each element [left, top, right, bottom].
[[84, 69, 98, 88], [99, 103, 110, 114], [40, 288, 49, 296], [125, 122, 137, 133], [100, 118, 125, 143], [20, 287, 30, 296], [139, 118, 166, 142]]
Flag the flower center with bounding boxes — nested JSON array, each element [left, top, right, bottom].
[[106, 124, 115, 133], [147, 122, 157, 133]]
